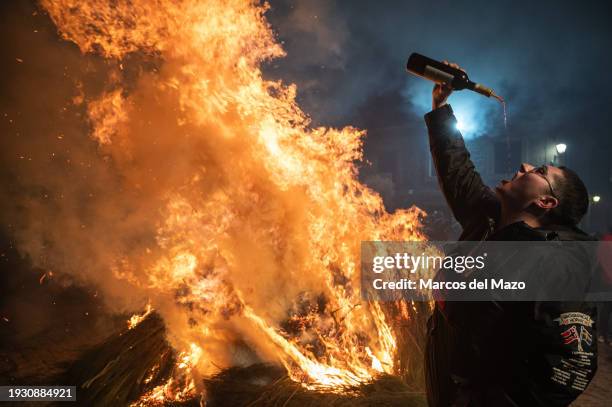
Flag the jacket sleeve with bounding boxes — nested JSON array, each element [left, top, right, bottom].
[[425, 104, 499, 228]]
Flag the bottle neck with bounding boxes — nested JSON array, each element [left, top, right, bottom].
[[469, 81, 495, 97]]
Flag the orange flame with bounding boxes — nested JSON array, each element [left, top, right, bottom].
[[127, 302, 153, 330], [40, 0, 425, 400], [131, 343, 203, 406]]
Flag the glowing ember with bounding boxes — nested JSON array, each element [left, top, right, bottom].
[[40, 0, 426, 401]]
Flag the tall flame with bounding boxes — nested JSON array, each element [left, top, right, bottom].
[[40, 0, 425, 401]]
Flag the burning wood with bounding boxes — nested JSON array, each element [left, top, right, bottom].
[[203, 364, 426, 407], [61, 312, 426, 406], [60, 313, 176, 406]]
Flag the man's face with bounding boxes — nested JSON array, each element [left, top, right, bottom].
[[495, 163, 562, 213]]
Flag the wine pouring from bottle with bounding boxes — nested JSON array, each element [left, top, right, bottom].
[[406, 53, 501, 100]]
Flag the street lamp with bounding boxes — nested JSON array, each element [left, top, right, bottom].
[[552, 143, 567, 165], [555, 143, 567, 154], [592, 195, 601, 203]]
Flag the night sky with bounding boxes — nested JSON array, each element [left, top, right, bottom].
[[263, 0, 612, 230]]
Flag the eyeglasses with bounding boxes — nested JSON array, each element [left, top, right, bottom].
[[525, 165, 558, 200]]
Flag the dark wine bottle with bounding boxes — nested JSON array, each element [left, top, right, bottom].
[[406, 53, 496, 98]]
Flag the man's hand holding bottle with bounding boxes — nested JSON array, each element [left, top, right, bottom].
[[432, 61, 467, 110]]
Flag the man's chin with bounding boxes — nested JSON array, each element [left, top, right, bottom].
[[495, 179, 510, 193], [494, 183, 508, 196]]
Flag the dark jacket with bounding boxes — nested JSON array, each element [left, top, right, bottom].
[[424, 104, 598, 407]]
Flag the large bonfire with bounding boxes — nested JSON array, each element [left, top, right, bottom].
[[39, 0, 426, 404]]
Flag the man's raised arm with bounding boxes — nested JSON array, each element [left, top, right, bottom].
[[425, 62, 499, 229]]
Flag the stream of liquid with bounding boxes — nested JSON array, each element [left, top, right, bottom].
[[491, 93, 511, 172], [492, 94, 507, 129]]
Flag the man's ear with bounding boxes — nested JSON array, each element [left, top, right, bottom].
[[535, 195, 559, 210]]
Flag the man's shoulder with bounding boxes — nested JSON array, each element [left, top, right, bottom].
[[546, 224, 596, 242]]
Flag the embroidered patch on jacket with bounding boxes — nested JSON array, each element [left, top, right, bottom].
[[550, 312, 595, 392], [561, 325, 593, 352], [554, 312, 594, 327]]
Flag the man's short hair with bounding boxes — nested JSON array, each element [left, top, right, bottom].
[[549, 166, 589, 226]]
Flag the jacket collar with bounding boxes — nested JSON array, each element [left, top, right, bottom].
[[489, 220, 594, 242]]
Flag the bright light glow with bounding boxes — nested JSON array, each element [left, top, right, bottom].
[[452, 103, 479, 138], [410, 85, 484, 138], [592, 195, 601, 203], [555, 143, 567, 154]]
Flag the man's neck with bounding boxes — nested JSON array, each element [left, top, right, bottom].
[[497, 210, 544, 231]]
